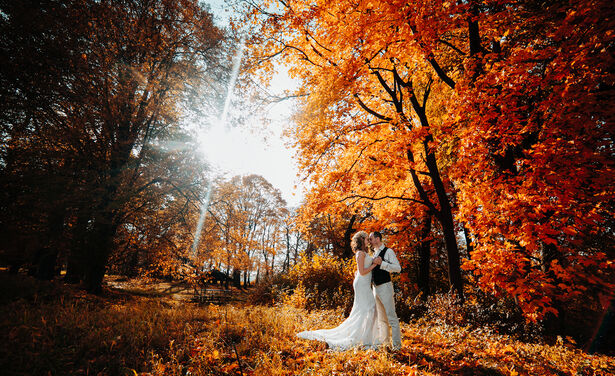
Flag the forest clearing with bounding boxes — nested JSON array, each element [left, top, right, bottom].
[[1, 271, 614, 376], [1, 1, 614, 375]]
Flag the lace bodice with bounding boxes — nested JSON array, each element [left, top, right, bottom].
[[355, 251, 373, 278]]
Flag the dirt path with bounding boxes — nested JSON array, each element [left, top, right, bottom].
[[105, 274, 249, 303]]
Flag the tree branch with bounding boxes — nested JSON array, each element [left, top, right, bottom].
[[338, 194, 427, 207], [353, 94, 392, 121], [427, 57, 456, 89], [437, 39, 466, 56], [407, 149, 440, 219]]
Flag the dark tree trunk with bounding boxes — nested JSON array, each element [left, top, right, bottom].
[[463, 226, 474, 260], [422, 139, 465, 302], [304, 242, 315, 259], [126, 246, 140, 277], [283, 228, 291, 273], [64, 257, 84, 284], [588, 298, 615, 354], [540, 242, 559, 273], [243, 270, 249, 287], [81, 129, 136, 293], [83, 209, 118, 294], [64, 210, 90, 284], [232, 269, 241, 289], [342, 214, 357, 259], [35, 205, 66, 280], [468, 1, 482, 56], [416, 212, 432, 300], [398, 65, 465, 303], [34, 247, 58, 281]]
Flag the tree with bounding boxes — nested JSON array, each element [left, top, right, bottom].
[[205, 175, 287, 286], [243, 0, 466, 301], [243, 0, 615, 320], [446, 0, 615, 320], [0, 0, 228, 292]]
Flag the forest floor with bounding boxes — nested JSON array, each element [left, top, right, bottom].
[[1, 271, 614, 376], [104, 274, 247, 302]]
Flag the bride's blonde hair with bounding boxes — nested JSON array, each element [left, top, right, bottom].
[[351, 231, 368, 253]]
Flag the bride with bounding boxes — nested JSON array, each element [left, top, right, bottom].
[[296, 231, 387, 350]]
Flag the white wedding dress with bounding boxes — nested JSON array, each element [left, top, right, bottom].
[[296, 252, 386, 350]]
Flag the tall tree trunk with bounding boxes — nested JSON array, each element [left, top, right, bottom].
[[225, 263, 231, 289], [463, 226, 474, 260], [83, 212, 118, 294], [293, 238, 300, 266], [126, 246, 140, 277], [35, 206, 66, 280], [423, 137, 464, 302], [406, 137, 464, 302], [284, 227, 291, 273], [342, 214, 357, 259], [468, 0, 483, 56], [391, 63, 464, 302], [416, 212, 432, 300], [232, 269, 241, 289], [81, 113, 140, 293], [304, 242, 315, 259], [65, 209, 90, 284], [243, 270, 249, 287]]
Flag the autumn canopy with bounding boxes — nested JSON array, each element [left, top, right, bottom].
[[243, 0, 615, 321]]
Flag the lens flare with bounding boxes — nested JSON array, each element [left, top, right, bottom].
[[191, 37, 246, 258]]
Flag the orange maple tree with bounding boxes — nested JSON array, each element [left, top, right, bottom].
[[243, 0, 615, 320]]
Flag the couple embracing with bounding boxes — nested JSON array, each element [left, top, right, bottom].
[[297, 231, 402, 351]]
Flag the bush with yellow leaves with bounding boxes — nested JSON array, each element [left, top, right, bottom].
[[251, 253, 355, 313]]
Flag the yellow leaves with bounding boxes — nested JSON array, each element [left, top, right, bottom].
[[12, 273, 615, 376]]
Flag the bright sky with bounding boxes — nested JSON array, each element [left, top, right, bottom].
[[196, 0, 304, 208]]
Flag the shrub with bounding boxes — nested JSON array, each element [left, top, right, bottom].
[[286, 254, 355, 312], [250, 254, 355, 313], [249, 272, 294, 306], [415, 289, 542, 342]]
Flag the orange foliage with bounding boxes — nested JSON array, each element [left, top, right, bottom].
[[242, 0, 615, 320]]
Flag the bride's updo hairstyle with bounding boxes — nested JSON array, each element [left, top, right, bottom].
[[351, 231, 368, 253]]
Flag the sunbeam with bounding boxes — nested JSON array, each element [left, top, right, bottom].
[[191, 37, 246, 259], [191, 179, 213, 258]]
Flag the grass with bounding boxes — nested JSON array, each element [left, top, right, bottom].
[[1, 272, 614, 375]]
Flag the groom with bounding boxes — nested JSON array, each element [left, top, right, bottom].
[[370, 231, 402, 350]]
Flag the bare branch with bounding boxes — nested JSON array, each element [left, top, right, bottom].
[[339, 194, 427, 207], [437, 39, 466, 56], [353, 94, 392, 121]]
